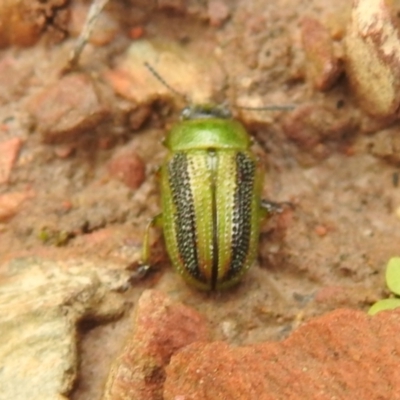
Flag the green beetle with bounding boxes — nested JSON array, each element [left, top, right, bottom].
[[140, 103, 279, 290]]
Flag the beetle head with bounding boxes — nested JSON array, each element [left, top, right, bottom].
[[180, 104, 232, 120]]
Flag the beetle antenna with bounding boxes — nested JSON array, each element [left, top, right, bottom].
[[144, 62, 188, 102], [234, 104, 295, 111]]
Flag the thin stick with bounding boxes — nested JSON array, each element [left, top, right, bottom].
[[66, 0, 110, 72]]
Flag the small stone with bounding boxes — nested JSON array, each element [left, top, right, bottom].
[[107, 149, 146, 190], [345, 0, 400, 119], [103, 289, 208, 400], [301, 17, 342, 91], [26, 73, 109, 143], [53, 144, 76, 158], [0, 190, 34, 221], [208, 1, 230, 27], [314, 224, 328, 237], [129, 26, 145, 40], [0, 138, 22, 184]]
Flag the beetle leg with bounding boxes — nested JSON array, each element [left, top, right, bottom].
[[260, 199, 294, 217], [154, 165, 162, 180], [135, 214, 163, 278]]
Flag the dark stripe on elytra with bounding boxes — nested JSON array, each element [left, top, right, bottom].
[[208, 150, 219, 290], [168, 152, 203, 281], [229, 152, 255, 279]]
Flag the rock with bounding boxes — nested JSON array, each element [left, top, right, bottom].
[[104, 39, 224, 106], [0, 257, 129, 400], [26, 73, 109, 143], [0, 138, 22, 184], [164, 308, 400, 400], [107, 149, 146, 190], [103, 289, 209, 400], [0, 190, 34, 221], [301, 17, 342, 91], [0, 0, 69, 48], [345, 0, 400, 119]]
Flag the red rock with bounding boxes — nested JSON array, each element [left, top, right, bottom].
[[314, 224, 328, 237], [104, 69, 136, 102], [0, 138, 22, 184], [26, 73, 109, 143], [0, 190, 34, 221], [165, 309, 400, 399], [107, 150, 146, 190], [129, 26, 145, 40], [103, 289, 209, 400], [301, 17, 342, 91]]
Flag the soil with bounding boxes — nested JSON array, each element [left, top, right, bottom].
[[1, 0, 400, 399]]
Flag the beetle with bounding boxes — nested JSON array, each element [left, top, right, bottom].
[[140, 102, 285, 290]]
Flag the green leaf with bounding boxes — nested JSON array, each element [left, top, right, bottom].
[[385, 257, 400, 295], [368, 298, 400, 315]]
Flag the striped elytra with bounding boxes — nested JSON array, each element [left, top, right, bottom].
[[137, 105, 267, 290], [161, 145, 262, 290]]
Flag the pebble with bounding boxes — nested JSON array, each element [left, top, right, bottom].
[[301, 16, 341, 91], [345, 0, 400, 119], [26, 73, 109, 143]]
